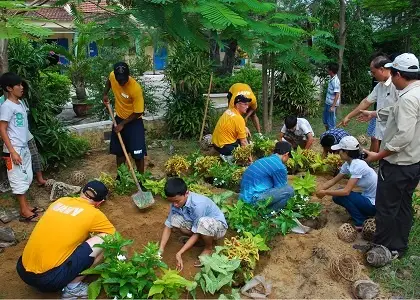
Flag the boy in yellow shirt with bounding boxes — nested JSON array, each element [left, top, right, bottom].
[[103, 62, 146, 173], [228, 83, 261, 133], [17, 180, 115, 298], [212, 94, 251, 156]]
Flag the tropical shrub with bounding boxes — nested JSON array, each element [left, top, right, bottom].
[[164, 43, 215, 138], [8, 38, 89, 169], [274, 72, 319, 117]]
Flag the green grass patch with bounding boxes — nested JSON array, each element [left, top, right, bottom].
[[370, 216, 420, 298]]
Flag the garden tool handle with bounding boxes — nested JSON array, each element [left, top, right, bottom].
[[106, 103, 143, 192]]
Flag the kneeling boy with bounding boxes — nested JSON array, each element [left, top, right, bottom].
[[159, 178, 227, 271]]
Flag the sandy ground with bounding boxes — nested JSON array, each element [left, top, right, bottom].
[[0, 147, 385, 299]]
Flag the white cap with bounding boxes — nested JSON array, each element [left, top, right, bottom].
[[384, 53, 419, 73], [331, 136, 360, 151]]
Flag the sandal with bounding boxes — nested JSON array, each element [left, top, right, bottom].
[[194, 260, 202, 268], [31, 207, 45, 214], [19, 213, 39, 223]]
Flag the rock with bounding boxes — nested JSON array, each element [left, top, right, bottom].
[[0, 208, 20, 223], [0, 227, 15, 242], [50, 181, 82, 202], [352, 280, 379, 299]]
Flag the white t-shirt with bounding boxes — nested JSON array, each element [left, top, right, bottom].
[[0, 99, 29, 152], [366, 76, 399, 140], [340, 159, 377, 205], [281, 118, 314, 137]]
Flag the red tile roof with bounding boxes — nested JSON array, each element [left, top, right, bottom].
[[78, 1, 108, 13], [26, 7, 73, 21]]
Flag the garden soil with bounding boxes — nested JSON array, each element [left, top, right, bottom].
[[0, 148, 387, 299]]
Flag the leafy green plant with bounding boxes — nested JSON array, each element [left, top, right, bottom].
[[223, 198, 298, 240], [82, 233, 167, 299], [148, 269, 197, 299], [142, 179, 167, 198], [232, 145, 253, 166], [194, 250, 241, 295], [208, 162, 242, 188], [211, 191, 235, 207], [413, 191, 420, 214], [164, 43, 215, 138], [115, 164, 136, 195], [292, 171, 317, 196], [188, 183, 212, 197], [218, 289, 241, 300], [165, 155, 191, 176], [193, 155, 221, 176], [252, 134, 276, 158], [274, 72, 319, 117], [98, 172, 116, 192], [286, 194, 322, 220], [221, 232, 269, 281]]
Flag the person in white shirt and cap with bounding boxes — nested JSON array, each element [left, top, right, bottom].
[[362, 53, 420, 259], [339, 56, 399, 152], [316, 136, 377, 230]]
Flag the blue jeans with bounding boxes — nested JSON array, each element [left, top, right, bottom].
[[323, 104, 336, 130], [333, 192, 376, 226], [256, 185, 295, 211]]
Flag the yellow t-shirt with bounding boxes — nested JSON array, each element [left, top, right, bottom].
[[228, 83, 257, 110], [212, 108, 247, 147], [22, 197, 115, 274], [109, 71, 144, 119]]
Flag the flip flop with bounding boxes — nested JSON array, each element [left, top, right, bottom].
[[31, 207, 45, 213], [19, 213, 39, 223], [194, 260, 202, 268]]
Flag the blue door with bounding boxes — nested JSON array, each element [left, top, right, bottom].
[[57, 38, 69, 65], [88, 42, 98, 57], [154, 46, 167, 70]]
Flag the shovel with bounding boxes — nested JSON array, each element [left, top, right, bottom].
[[106, 103, 155, 209]]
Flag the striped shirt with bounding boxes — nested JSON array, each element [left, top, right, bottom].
[[240, 154, 288, 203], [325, 74, 341, 106], [319, 128, 349, 144]]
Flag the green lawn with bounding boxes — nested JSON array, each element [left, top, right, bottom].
[[371, 215, 420, 298]]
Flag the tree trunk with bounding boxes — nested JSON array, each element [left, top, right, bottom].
[[220, 39, 237, 75], [209, 35, 220, 66], [0, 39, 8, 74], [337, 0, 347, 81], [262, 52, 269, 133], [268, 54, 275, 133]]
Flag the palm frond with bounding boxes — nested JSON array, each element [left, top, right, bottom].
[[197, 1, 248, 28]]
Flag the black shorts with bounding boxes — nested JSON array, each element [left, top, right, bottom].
[[213, 141, 239, 156], [110, 116, 147, 160], [16, 242, 94, 292]]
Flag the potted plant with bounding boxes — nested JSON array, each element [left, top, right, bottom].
[[69, 59, 92, 117]]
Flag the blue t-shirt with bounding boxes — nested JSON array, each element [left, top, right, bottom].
[[339, 159, 377, 205], [240, 154, 288, 203]]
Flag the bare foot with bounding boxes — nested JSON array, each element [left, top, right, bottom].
[[37, 178, 47, 186], [199, 248, 213, 257]]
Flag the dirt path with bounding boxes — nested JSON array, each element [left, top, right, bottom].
[[0, 149, 384, 299]]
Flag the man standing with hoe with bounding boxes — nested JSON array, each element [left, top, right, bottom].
[[103, 62, 147, 173]]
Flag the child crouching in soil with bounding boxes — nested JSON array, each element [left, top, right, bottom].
[[158, 177, 228, 271]]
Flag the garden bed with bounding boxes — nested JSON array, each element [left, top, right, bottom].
[[0, 147, 389, 299]]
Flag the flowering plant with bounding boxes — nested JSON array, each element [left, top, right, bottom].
[[81, 233, 170, 299]]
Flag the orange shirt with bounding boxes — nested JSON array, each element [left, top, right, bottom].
[[22, 197, 115, 274], [109, 71, 144, 119], [212, 108, 247, 147], [228, 83, 257, 110]]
